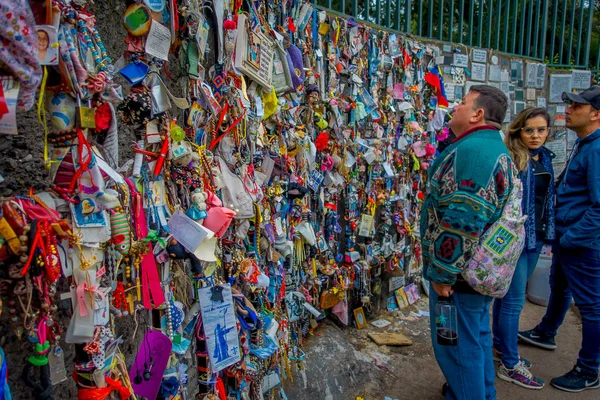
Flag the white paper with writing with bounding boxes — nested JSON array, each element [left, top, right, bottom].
[[145, 20, 171, 61]]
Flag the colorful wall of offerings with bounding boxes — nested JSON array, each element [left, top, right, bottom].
[[0, 1, 467, 399]]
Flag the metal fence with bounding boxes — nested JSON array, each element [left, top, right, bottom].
[[311, 0, 600, 72]]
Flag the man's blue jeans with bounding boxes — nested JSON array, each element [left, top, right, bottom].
[[429, 281, 496, 399], [492, 240, 544, 368], [536, 244, 600, 376]]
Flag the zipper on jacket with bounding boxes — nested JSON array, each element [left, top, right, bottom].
[[535, 170, 552, 231]]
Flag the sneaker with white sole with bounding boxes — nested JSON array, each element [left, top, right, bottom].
[[497, 360, 545, 390], [517, 328, 557, 350], [551, 365, 600, 393], [492, 347, 532, 368]]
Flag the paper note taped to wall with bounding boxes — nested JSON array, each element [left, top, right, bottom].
[[145, 19, 171, 60], [168, 210, 210, 253]]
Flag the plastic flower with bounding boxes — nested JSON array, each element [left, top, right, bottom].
[[315, 131, 330, 151]]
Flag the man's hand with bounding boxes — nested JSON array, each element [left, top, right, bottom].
[[431, 281, 454, 297]]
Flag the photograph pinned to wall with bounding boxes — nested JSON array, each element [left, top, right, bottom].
[[510, 60, 523, 81], [36, 25, 58, 65], [198, 284, 241, 372], [454, 85, 464, 101], [526, 62, 546, 88], [526, 88, 536, 101], [247, 31, 262, 68], [513, 101, 526, 114], [537, 97, 547, 108], [515, 89, 524, 101], [549, 74, 573, 103], [354, 307, 367, 329]]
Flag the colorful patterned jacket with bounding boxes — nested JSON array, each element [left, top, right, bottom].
[[420, 125, 516, 285]]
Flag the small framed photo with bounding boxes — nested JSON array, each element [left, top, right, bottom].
[[36, 25, 59, 65], [247, 32, 262, 69], [353, 307, 367, 329]]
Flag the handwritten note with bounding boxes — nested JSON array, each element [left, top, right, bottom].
[[471, 63, 487, 81], [572, 70, 592, 89], [546, 139, 567, 164], [145, 20, 171, 61], [167, 210, 210, 253], [453, 54, 469, 68], [472, 49, 487, 63]]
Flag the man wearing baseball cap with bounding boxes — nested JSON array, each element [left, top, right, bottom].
[[519, 85, 600, 392]]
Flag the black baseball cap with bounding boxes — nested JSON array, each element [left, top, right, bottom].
[[562, 85, 600, 110]]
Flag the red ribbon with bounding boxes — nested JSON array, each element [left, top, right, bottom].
[[76, 374, 131, 400]]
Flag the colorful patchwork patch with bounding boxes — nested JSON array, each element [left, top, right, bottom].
[[484, 225, 516, 255]]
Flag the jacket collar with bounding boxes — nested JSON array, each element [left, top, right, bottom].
[[578, 128, 600, 145], [452, 124, 499, 143]]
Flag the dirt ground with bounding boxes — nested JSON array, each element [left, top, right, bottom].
[[284, 299, 596, 400]]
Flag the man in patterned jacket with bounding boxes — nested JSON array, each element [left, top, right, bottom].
[[421, 85, 514, 400]]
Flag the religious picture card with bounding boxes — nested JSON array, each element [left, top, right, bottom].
[[198, 284, 241, 372]]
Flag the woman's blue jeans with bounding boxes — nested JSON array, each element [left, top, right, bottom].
[[492, 240, 544, 368]]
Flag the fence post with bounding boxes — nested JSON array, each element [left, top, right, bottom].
[[584, 3, 595, 68], [405, 0, 412, 35], [575, 0, 584, 66], [567, 0, 576, 65]]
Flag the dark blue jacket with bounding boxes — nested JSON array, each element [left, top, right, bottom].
[[556, 128, 600, 249]]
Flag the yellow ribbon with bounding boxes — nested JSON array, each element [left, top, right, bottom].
[[37, 66, 50, 169]]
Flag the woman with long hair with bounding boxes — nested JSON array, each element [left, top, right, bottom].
[[492, 107, 555, 389]]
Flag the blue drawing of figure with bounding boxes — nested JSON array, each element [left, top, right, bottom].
[[213, 323, 234, 361]]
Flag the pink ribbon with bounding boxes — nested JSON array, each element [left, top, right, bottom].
[[76, 282, 105, 317], [37, 316, 48, 344], [125, 178, 165, 309], [85, 72, 108, 94]]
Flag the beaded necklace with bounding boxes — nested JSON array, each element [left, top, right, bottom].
[[77, 19, 112, 73]]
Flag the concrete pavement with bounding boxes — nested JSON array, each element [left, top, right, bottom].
[[283, 298, 596, 399]]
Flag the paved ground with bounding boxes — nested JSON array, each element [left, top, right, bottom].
[[283, 298, 596, 400]]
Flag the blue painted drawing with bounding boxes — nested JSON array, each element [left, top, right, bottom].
[[198, 284, 240, 372]]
